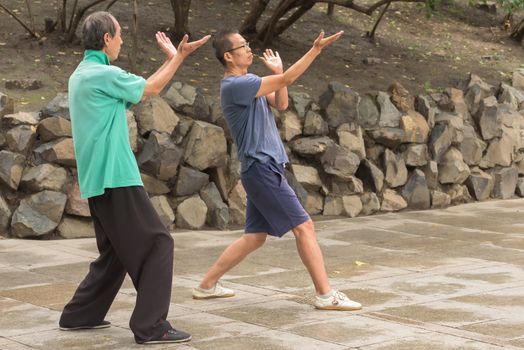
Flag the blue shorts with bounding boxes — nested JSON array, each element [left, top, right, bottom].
[[240, 160, 310, 237]]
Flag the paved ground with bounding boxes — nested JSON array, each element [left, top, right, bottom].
[[1, 199, 524, 349]]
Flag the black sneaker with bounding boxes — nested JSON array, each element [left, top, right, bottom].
[[138, 328, 192, 344], [59, 320, 111, 331]]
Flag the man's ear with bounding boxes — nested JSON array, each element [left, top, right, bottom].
[[103, 32, 111, 44], [224, 52, 232, 63]]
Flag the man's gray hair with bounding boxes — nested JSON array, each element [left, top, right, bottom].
[[81, 11, 116, 50]]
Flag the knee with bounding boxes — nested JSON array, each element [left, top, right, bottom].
[[244, 234, 267, 250], [292, 219, 315, 238]]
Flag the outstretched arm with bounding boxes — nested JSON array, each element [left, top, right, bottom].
[[143, 32, 210, 98], [256, 31, 343, 99]]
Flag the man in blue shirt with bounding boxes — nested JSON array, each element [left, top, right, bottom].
[[192, 30, 361, 311], [59, 11, 209, 344]]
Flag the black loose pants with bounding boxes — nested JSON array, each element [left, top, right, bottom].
[[59, 186, 174, 343]]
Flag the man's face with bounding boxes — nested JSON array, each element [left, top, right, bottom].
[[225, 33, 252, 68], [103, 18, 123, 61]]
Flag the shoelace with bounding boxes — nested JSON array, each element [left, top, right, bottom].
[[333, 291, 348, 304]]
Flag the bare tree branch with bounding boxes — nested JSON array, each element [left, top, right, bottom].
[[0, 2, 40, 38]]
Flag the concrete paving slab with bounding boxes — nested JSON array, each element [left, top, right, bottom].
[[1, 199, 524, 349]]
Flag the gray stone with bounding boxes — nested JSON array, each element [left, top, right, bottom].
[[329, 176, 364, 195], [135, 96, 179, 136], [431, 190, 451, 208], [464, 74, 495, 116], [498, 83, 524, 110], [491, 167, 519, 199], [280, 110, 302, 141], [41, 93, 69, 119], [176, 194, 207, 229], [285, 170, 308, 208], [33, 138, 76, 167], [321, 144, 360, 181], [303, 110, 328, 136], [172, 117, 193, 145], [360, 192, 380, 216], [482, 134, 515, 168], [0, 194, 12, 235], [446, 88, 469, 120], [0, 150, 26, 190], [5, 78, 42, 90], [401, 143, 428, 167], [184, 121, 227, 171], [37, 116, 71, 142], [341, 195, 362, 217], [289, 90, 311, 118], [289, 136, 334, 157], [6, 125, 37, 154], [447, 184, 472, 204], [175, 166, 209, 196], [291, 164, 322, 191], [141, 173, 170, 195], [20, 164, 68, 193], [401, 169, 430, 209], [367, 128, 405, 149], [389, 82, 414, 113], [2, 111, 40, 128], [377, 91, 401, 128], [438, 147, 471, 184], [200, 182, 229, 230], [0, 92, 14, 118], [476, 96, 502, 141], [138, 131, 183, 181], [57, 217, 94, 239], [516, 178, 524, 197], [150, 195, 176, 228], [434, 112, 464, 145], [512, 68, 524, 91], [415, 95, 436, 129], [337, 123, 366, 160], [400, 111, 430, 144], [319, 82, 360, 128], [228, 180, 247, 225], [305, 191, 324, 215], [460, 125, 486, 166], [11, 190, 67, 238], [428, 123, 452, 163], [466, 168, 493, 201], [65, 181, 90, 217], [382, 149, 408, 188], [355, 159, 384, 192], [422, 160, 439, 190], [381, 189, 407, 212], [323, 196, 343, 216], [358, 95, 380, 129]]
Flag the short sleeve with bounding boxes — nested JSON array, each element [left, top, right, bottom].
[[105, 67, 146, 105], [230, 74, 261, 106]]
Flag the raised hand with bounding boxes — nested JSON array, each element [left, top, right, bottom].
[[155, 32, 177, 59], [177, 34, 211, 59], [260, 49, 283, 74], [312, 31, 344, 51]]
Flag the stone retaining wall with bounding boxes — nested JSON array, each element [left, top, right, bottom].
[[1, 71, 524, 239]]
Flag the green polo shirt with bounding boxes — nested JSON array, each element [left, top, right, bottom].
[[69, 50, 146, 198]]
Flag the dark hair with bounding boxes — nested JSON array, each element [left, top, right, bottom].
[[212, 30, 237, 66], [81, 11, 116, 50]]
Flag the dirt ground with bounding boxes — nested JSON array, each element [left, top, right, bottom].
[[1, 0, 524, 113]]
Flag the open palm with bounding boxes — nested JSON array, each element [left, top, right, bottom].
[[313, 31, 344, 51], [261, 49, 283, 74]]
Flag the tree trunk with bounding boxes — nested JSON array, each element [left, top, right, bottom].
[[327, 3, 334, 16], [239, 0, 271, 36], [366, 1, 391, 40], [510, 18, 524, 42], [274, 0, 315, 37], [0, 2, 40, 38], [170, 0, 191, 41], [130, 0, 138, 73], [258, 0, 298, 44], [66, 0, 108, 42]]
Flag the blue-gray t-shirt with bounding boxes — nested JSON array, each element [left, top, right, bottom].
[[220, 73, 288, 172]]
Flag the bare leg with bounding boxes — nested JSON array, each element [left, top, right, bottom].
[[199, 233, 267, 289], [292, 219, 331, 295]]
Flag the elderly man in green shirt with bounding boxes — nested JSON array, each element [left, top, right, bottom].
[[58, 11, 209, 345]]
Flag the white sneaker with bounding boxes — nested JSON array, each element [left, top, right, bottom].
[[192, 282, 235, 299], [314, 290, 362, 311]]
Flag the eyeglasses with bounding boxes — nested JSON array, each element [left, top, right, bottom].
[[224, 42, 250, 53]]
